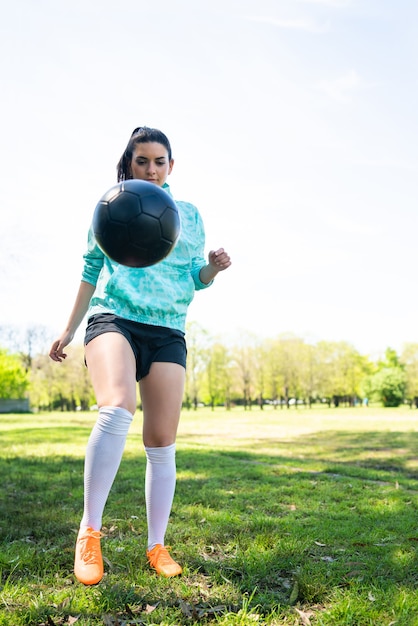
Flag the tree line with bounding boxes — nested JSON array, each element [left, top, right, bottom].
[[1, 323, 418, 411]]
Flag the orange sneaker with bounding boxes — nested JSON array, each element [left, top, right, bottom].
[[146, 544, 182, 577], [74, 527, 104, 585]]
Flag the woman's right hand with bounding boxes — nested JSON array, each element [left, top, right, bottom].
[[49, 331, 74, 362], [48, 281, 96, 362]]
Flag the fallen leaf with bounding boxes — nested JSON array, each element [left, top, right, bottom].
[[193, 604, 228, 619], [314, 541, 326, 547], [345, 569, 364, 578], [294, 607, 312, 625], [179, 599, 193, 618]]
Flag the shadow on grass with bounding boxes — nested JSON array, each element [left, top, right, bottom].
[[0, 426, 417, 623], [229, 429, 418, 483]]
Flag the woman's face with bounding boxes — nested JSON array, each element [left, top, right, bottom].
[[130, 141, 174, 187]]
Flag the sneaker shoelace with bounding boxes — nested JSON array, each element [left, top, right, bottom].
[[78, 530, 103, 565], [149, 545, 174, 566]]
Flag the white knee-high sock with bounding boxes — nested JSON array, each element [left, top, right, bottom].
[[145, 443, 177, 550], [80, 406, 133, 531]]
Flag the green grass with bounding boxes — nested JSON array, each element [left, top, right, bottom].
[[0, 406, 417, 625]]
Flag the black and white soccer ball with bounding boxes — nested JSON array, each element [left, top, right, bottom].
[[92, 179, 181, 267]]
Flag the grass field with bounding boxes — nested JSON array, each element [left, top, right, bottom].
[[0, 406, 417, 625]]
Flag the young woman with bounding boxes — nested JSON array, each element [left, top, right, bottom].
[[49, 126, 231, 585]]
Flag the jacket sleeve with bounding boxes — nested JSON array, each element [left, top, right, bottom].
[[81, 226, 105, 287], [190, 207, 213, 290]]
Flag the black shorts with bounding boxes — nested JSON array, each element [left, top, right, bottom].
[[84, 313, 187, 381]]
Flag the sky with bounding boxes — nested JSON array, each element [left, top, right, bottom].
[[1, 0, 417, 358]]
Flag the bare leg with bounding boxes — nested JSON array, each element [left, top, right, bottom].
[[140, 361, 185, 447], [85, 332, 137, 413]]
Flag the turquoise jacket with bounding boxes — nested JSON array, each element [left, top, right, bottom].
[[81, 184, 212, 332]]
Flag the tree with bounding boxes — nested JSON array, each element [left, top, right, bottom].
[[202, 342, 231, 409], [184, 322, 209, 409], [299, 342, 320, 407], [379, 347, 401, 369], [30, 346, 95, 411], [232, 333, 257, 409], [276, 334, 306, 408], [263, 338, 283, 408], [253, 340, 269, 409], [0, 349, 30, 398], [316, 341, 369, 407], [365, 367, 406, 407], [400, 343, 418, 407], [364, 347, 406, 408], [0, 324, 53, 371]]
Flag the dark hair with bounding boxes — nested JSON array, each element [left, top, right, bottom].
[[116, 126, 173, 182]]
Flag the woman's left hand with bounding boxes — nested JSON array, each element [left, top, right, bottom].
[[208, 248, 231, 272]]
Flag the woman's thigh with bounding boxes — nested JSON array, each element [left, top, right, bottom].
[[140, 362, 185, 448], [85, 332, 137, 414]]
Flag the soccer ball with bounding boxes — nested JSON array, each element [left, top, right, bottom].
[[92, 179, 181, 267]]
